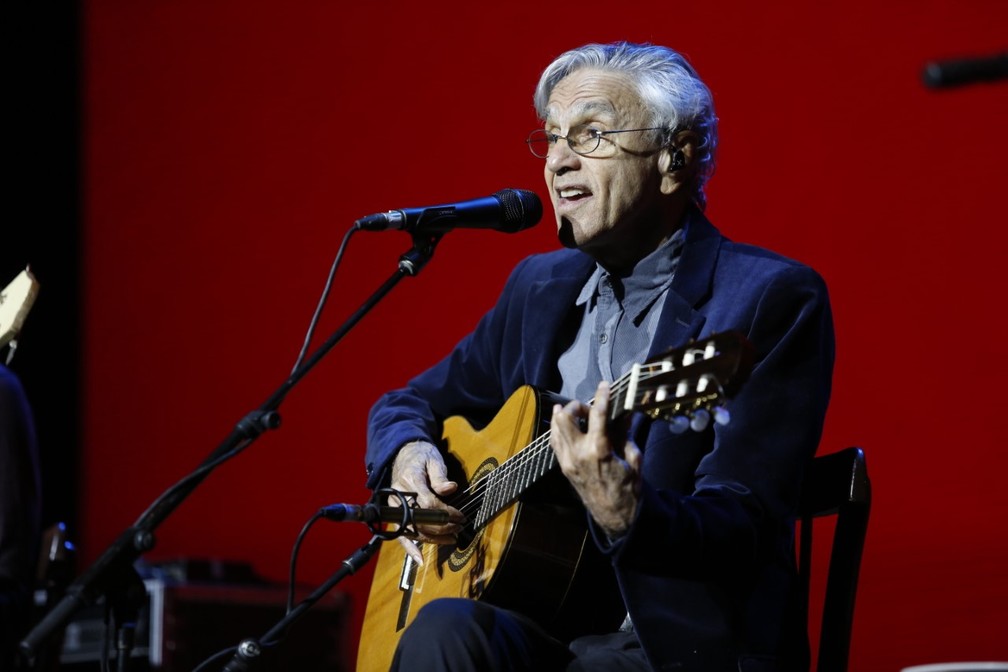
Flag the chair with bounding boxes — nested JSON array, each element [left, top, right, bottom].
[[798, 446, 871, 672]]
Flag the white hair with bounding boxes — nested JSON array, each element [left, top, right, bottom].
[[534, 42, 718, 210]]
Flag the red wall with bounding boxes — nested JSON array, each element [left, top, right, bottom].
[[82, 2, 1008, 669]]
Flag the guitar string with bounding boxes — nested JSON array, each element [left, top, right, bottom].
[[449, 340, 730, 531], [450, 361, 662, 529], [409, 338, 736, 571]]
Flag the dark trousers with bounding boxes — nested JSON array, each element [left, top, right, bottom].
[[387, 598, 652, 672]]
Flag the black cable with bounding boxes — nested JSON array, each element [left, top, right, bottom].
[[286, 510, 324, 614], [285, 489, 418, 614], [134, 226, 360, 537], [190, 490, 416, 671], [189, 644, 237, 672], [291, 225, 358, 375]]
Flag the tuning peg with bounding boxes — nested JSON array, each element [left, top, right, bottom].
[[669, 415, 691, 434], [690, 409, 711, 432], [712, 406, 730, 426]]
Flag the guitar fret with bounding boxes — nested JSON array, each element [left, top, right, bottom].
[[512, 459, 526, 501], [482, 482, 495, 526], [520, 451, 532, 491], [498, 466, 511, 512], [478, 473, 495, 527], [539, 440, 553, 476], [488, 469, 502, 518], [501, 464, 515, 509], [477, 363, 657, 526], [532, 442, 545, 484]]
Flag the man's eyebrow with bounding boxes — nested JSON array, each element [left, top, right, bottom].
[[545, 100, 618, 126]]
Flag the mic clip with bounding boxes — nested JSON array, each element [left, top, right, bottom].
[[320, 488, 448, 540]]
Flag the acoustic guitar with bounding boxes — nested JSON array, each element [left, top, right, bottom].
[[1, 267, 40, 362], [356, 331, 754, 672]]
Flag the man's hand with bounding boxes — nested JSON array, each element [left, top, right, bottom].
[[389, 440, 465, 564], [550, 381, 642, 538]]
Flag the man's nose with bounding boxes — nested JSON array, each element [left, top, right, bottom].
[[546, 137, 579, 173]]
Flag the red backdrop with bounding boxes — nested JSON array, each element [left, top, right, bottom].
[[81, 2, 1008, 669]]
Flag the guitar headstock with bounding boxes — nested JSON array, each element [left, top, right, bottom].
[[613, 331, 754, 433], [1, 267, 40, 362]]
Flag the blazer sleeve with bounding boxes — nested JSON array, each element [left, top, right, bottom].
[[364, 256, 538, 490]]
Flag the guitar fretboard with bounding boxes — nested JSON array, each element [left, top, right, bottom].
[[457, 332, 741, 531], [464, 367, 643, 529]]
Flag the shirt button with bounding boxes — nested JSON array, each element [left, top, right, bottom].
[[600, 333, 608, 344]]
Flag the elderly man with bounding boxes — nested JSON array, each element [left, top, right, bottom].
[[363, 42, 833, 672]]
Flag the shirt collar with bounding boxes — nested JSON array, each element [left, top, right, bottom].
[[574, 226, 687, 322]]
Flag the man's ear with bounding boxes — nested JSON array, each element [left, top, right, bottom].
[[670, 149, 686, 169], [659, 131, 699, 195]]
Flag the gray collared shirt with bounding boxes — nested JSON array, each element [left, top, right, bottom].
[[558, 227, 686, 403]]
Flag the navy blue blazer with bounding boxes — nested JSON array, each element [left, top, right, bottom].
[[366, 209, 834, 672]]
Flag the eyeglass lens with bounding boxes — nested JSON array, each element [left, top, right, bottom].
[[526, 125, 601, 158]]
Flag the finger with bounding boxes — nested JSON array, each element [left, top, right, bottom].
[[431, 479, 459, 496], [417, 535, 457, 549], [625, 441, 643, 474], [426, 452, 458, 495], [391, 441, 441, 495], [399, 472, 439, 508], [392, 471, 435, 504], [561, 397, 589, 418], [397, 536, 424, 566], [420, 502, 466, 528], [408, 516, 461, 546], [586, 381, 612, 458], [550, 403, 581, 459]]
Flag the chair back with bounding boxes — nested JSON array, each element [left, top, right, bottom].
[[798, 447, 871, 672]]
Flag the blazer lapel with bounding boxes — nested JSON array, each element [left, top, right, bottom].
[[649, 208, 722, 355], [523, 251, 596, 389]]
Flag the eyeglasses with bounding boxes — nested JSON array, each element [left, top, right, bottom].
[[526, 124, 664, 159]]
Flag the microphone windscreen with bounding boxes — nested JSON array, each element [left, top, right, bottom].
[[494, 189, 543, 233]]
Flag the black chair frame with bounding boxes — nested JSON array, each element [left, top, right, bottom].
[[798, 446, 871, 672]]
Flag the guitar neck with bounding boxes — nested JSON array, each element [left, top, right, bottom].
[[472, 432, 555, 529], [463, 331, 751, 531], [469, 370, 640, 530]]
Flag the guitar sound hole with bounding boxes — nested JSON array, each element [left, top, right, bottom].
[[455, 525, 477, 551]]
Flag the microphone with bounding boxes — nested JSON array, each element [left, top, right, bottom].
[[320, 503, 452, 525], [354, 188, 542, 234], [922, 52, 1008, 89]]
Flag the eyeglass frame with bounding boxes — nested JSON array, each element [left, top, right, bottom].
[[525, 125, 667, 159]]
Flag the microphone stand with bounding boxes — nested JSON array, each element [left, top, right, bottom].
[[19, 231, 444, 668], [221, 534, 384, 671]]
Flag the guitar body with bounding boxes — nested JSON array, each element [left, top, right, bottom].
[[356, 386, 624, 672]]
